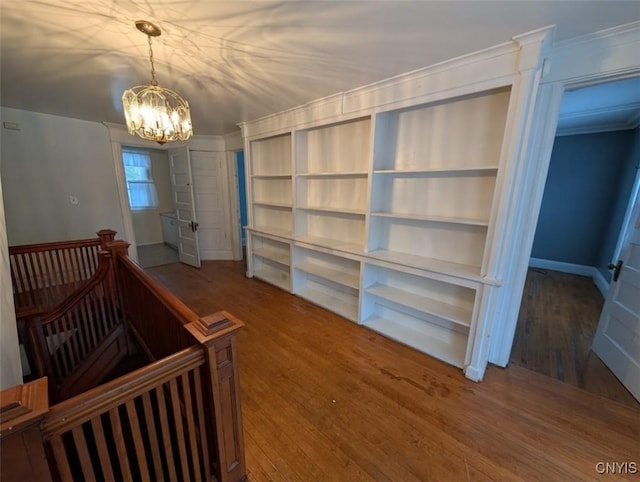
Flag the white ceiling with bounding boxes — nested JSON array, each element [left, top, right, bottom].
[[1, 1, 639, 135]]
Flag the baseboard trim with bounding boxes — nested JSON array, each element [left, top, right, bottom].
[[528, 257, 609, 297]]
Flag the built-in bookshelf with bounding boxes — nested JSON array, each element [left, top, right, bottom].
[[360, 263, 477, 367], [293, 246, 360, 321], [244, 87, 514, 372], [250, 234, 291, 292]]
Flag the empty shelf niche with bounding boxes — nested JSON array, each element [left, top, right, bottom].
[[368, 216, 487, 278], [297, 175, 368, 214], [251, 234, 291, 291], [296, 209, 366, 253], [370, 171, 496, 224], [372, 87, 510, 171], [296, 117, 371, 174], [253, 204, 293, 238], [252, 177, 293, 206], [250, 133, 292, 176], [293, 247, 360, 321], [361, 264, 476, 367]]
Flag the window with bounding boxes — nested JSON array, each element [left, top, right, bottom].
[[122, 149, 159, 209]]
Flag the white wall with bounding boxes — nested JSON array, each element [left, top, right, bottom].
[[0, 177, 22, 389], [1, 107, 125, 245], [128, 148, 174, 246]]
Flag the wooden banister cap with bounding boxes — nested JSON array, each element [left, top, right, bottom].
[[96, 229, 117, 237], [186, 310, 244, 342], [0, 377, 49, 437]]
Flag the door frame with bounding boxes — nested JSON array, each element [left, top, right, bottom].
[[487, 22, 640, 366], [104, 123, 240, 261]]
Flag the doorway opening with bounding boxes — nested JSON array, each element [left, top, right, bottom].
[[511, 77, 640, 408], [235, 150, 248, 261], [121, 146, 178, 269]]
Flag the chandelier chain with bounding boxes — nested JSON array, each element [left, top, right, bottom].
[[148, 35, 158, 86]]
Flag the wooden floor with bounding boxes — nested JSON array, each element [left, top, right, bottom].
[[147, 261, 640, 482], [511, 268, 637, 408]]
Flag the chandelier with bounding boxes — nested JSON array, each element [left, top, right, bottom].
[[122, 20, 193, 145]]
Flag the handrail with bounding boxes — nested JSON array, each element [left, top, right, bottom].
[[41, 346, 204, 437], [39, 251, 112, 324], [10, 230, 117, 318], [9, 237, 101, 255], [41, 346, 212, 482], [27, 250, 127, 401]]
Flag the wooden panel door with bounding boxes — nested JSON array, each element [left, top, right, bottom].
[[190, 151, 233, 260], [169, 147, 201, 268], [592, 194, 640, 401]]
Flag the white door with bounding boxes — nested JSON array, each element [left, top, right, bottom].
[[592, 194, 640, 401], [168, 147, 201, 268], [190, 151, 234, 260]]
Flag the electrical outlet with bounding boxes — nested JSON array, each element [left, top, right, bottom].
[[3, 121, 20, 130]]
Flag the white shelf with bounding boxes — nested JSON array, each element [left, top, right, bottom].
[[297, 171, 369, 178], [248, 226, 293, 240], [298, 206, 366, 216], [297, 286, 358, 321], [254, 248, 290, 266], [296, 262, 359, 289], [370, 212, 489, 227], [254, 201, 293, 209], [295, 235, 363, 254], [251, 174, 292, 179], [254, 269, 291, 292], [366, 284, 471, 329], [368, 249, 483, 282], [373, 166, 498, 175], [362, 316, 467, 368]]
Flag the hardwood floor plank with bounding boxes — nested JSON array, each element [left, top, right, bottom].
[[146, 261, 640, 482], [511, 268, 637, 407]]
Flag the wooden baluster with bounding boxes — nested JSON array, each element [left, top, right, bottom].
[[184, 311, 246, 482]]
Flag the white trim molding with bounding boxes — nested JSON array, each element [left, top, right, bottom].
[[529, 258, 610, 297]]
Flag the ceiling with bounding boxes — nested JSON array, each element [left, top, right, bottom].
[[556, 77, 640, 135], [1, 1, 639, 136]]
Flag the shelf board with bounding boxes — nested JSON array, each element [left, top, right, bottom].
[[248, 226, 293, 240], [366, 284, 471, 329], [296, 262, 359, 289], [373, 166, 498, 176], [370, 212, 489, 227], [254, 269, 291, 292], [254, 248, 290, 266], [297, 206, 366, 216], [251, 174, 292, 179], [362, 316, 467, 368], [297, 286, 358, 321], [254, 201, 293, 209], [368, 249, 482, 282], [296, 171, 369, 178], [295, 235, 363, 255]]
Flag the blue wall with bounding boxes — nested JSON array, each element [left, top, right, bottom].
[[531, 130, 636, 273], [236, 151, 248, 247], [597, 128, 640, 281]]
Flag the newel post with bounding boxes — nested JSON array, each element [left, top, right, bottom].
[[185, 311, 246, 482], [0, 378, 52, 482], [96, 229, 117, 250]]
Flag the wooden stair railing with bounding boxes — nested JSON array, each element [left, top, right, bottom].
[[26, 249, 131, 403], [10, 229, 117, 319], [1, 317, 246, 482], [3, 231, 246, 482]]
